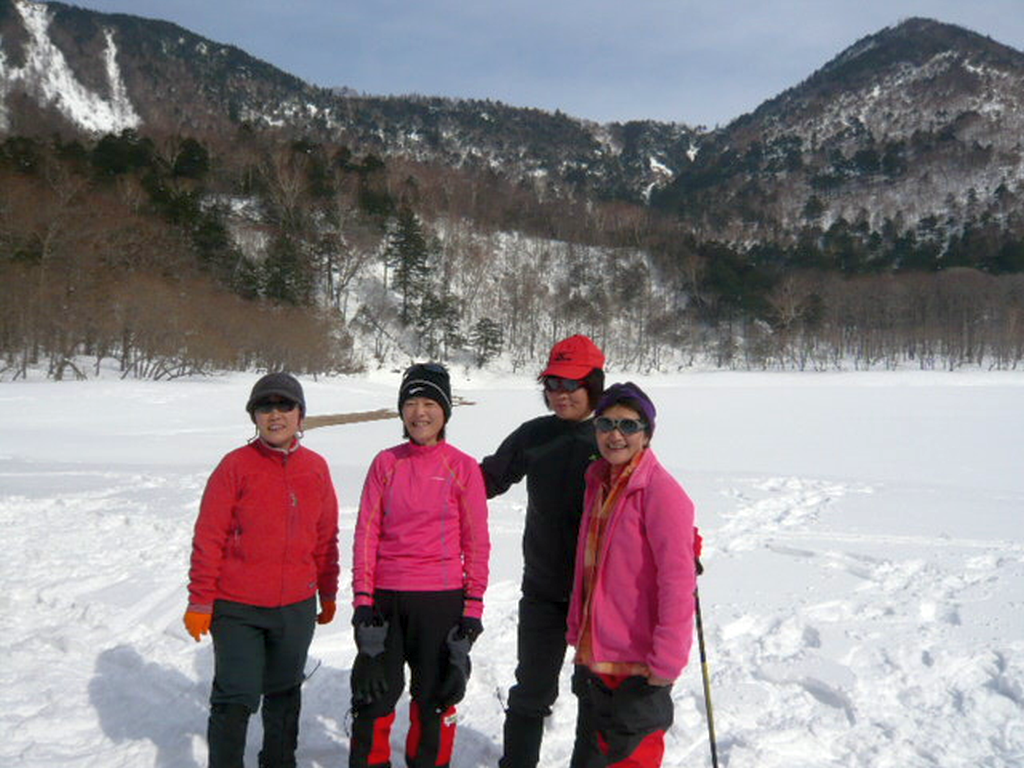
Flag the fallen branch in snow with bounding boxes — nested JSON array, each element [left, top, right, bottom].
[[304, 409, 395, 429]]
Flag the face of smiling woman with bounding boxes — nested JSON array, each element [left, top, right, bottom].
[[596, 403, 650, 467], [402, 396, 446, 446], [254, 399, 302, 449]]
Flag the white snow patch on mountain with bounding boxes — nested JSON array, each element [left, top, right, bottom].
[[0, 0, 140, 134]]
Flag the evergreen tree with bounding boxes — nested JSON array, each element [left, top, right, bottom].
[[416, 290, 463, 359], [470, 318, 503, 367], [385, 206, 430, 324], [263, 234, 314, 306]]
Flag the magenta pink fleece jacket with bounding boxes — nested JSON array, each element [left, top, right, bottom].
[[352, 440, 490, 618], [567, 449, 696, 681]]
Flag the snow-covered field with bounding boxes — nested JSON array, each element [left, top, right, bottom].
[[2, 370, 1023, 767]]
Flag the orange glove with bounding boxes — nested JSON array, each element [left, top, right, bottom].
[[317, 600, 336, 625], [184, 610, 212, 642]]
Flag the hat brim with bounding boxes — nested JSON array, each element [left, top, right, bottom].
[[247, 389, 304, 413], [541, 362, 595, 380]]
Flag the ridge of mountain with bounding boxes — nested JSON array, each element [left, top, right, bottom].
[[651, 17, 1024, 242], [2, 2, 1023, 249], [0, 0, 699, 202]]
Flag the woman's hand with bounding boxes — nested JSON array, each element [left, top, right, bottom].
[[317, 600, 336, 625], [183, 610, 212, 642]]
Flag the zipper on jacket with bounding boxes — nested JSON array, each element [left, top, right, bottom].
[[280, 453, 294, 606]]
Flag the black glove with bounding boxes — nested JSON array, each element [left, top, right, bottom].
[[454, 616, 483, 644], [352, 604, 377, 627], [435, 620, 480, 712], [351, 617, 389, 706]]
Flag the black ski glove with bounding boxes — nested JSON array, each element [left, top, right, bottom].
[[455, 616, 483, 644], [351, 612, 389, 706], [434, 618, 482, 712]]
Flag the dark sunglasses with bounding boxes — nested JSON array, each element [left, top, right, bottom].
[[594, 416, 647, 435], [254, 400, 299, 415], [544, 376, 584, 393]]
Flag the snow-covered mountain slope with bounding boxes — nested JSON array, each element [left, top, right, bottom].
[[0, 0, 139, 133]]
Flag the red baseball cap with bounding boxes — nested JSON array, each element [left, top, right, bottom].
[[540, 334, 606, 380]]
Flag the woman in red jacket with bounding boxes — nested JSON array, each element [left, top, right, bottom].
[[567, 382, 697, 768], [349, 363, 490, 768], [184, 372, 340, 768]]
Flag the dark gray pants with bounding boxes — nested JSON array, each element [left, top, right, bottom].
[[499, 595, 571, 768], [207, 598, 316, 768]]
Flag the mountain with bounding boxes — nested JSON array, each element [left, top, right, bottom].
[[651, 18, 1024, 250], [2, 2, 1023, 379], [0, 0, 698, 202], [3, 3, 1023, 247]]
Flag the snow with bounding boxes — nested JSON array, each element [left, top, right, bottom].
[[2, 370, 1023, 767], [0, 0, 140, 134]]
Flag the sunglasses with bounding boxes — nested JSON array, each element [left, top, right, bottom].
[[544, 377, 584, 393], [594, 416, 647, 435], [254, 400, 299, 415]]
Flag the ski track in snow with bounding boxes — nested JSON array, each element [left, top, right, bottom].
[[703, 474, 1024, 767], [2, 375, 1023, 767]]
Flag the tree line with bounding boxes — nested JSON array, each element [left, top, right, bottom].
[[1, 129, 1022, 380]]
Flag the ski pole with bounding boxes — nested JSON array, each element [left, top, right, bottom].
[[695, 560, 719, 768]]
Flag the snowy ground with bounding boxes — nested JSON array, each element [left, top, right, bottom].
[[2, 369, 1023, 767]]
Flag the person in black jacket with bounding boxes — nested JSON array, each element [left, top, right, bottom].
[[480, 334, 605, 768]]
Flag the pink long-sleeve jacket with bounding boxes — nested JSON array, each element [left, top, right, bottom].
[[567, 449, 696, 681], [352, 440, 490, 618]]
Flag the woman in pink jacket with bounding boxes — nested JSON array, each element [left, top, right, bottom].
[[349, 363, 490, 768], [567, 382, 696, 768]]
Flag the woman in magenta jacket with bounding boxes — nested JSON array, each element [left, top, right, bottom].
[[349, 363, 490, 768], [567, 382, 696, 768]]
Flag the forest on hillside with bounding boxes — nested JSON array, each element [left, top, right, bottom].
[[1, 129, 1023, 380]]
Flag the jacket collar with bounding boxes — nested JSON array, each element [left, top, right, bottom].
[[251, 437, 301, 461], [404, 439, 445, 456]]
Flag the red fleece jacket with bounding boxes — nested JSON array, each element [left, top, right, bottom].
[[187, 439, 340, 612]]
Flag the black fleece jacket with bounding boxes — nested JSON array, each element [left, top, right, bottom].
[[480, 414, 598, 602]]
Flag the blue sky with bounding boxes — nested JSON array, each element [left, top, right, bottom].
[[45, 0, 1024, 127]]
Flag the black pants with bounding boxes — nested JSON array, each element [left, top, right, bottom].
[[498, 595, 572, 768], [207, 598, 316, 768], [570, 666, 674, 768], [349, 589, 463, 768]]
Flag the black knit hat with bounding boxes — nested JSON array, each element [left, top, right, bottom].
[[398, 363, 452, 420], [246, 372, 306, 420]]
